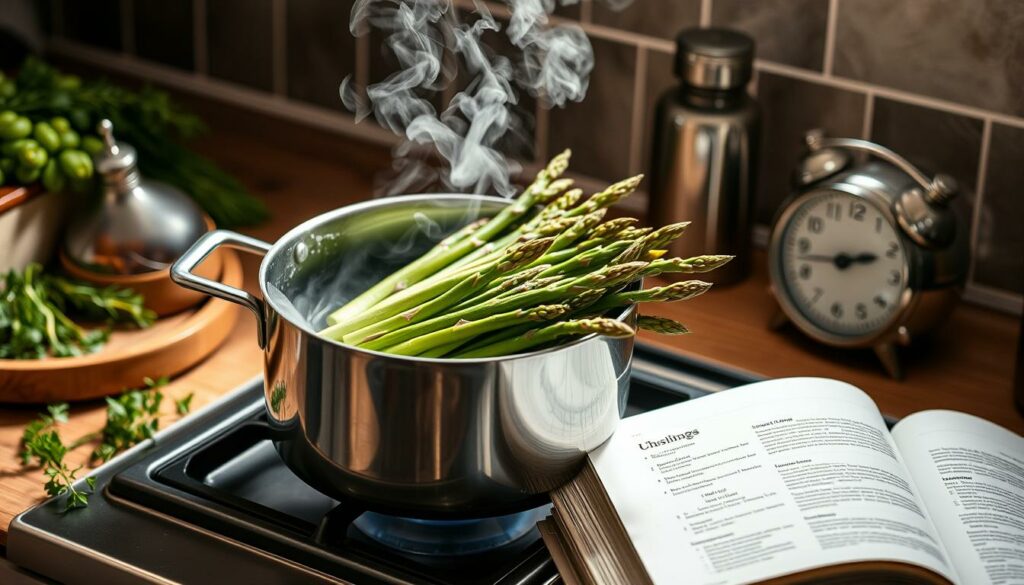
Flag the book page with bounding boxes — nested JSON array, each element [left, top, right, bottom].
[[589, 377, 957, 585], [892, 410, 1024, 585]]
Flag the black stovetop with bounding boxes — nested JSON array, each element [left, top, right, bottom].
[[7, 345, 757, 585]]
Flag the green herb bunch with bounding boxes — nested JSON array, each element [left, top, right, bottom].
[[19, 378, 194, 511], [0, 263, 155, 359], [0, 57, 267, 227]]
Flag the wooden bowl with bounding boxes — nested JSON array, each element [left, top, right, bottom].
[[59, 215, 221, 317], [0, 249, 242, 403]]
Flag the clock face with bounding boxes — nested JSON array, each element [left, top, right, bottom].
[[777, 191, 908, 339]]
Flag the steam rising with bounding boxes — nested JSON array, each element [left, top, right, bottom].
[[342, 0, 599, 198]]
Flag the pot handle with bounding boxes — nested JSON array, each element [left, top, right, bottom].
[[171, 230, 273, 347]]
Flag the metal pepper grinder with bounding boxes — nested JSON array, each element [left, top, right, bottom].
[[64, 119, 208, 274], [648, 28, 760, 285]]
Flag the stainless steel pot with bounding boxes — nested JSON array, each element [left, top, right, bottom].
[[171, 194, 636, 518]]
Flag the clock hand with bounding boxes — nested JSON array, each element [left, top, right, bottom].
[[851, 252, 877, 264], [797, 254, 837, 262]]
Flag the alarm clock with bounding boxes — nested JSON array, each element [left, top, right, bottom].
[[767, 130, 969, 379]]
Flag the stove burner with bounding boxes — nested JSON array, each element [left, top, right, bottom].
[[354, 506, 552, 556]]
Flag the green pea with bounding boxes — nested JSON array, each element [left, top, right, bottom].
[[50, 116, 72, 133], [81, 135, 104, 156], [0, 111, 15, 125], [60, 129, 81, 150], [0, 115, 32, 140], [1, 139, 28, 157], [41, 159, 66, 192], [0, 158, 13, 174], [15, 165, 41, 185], [18, 142, 48, 169], [33, 122, 62, 153], [59, 149, 93, 180], [0, 80, 16, 99]]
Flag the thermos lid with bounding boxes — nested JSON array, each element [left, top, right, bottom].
[[675, 28, 754, 91]]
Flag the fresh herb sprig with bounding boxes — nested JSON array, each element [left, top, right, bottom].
[[0, 263, 155, 360], [19, 403, 96, 512], [2, 57, 267, 228], [19, 379, 194, 511]]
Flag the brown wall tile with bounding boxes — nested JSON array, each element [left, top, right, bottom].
[[286, 0, 355, 110], [60, 0, 122, 51], [712, 0, 828, 71], [834, 0, 1024, 117], [134, 0, 194, 70], [207, 0, 274, 91], [547, 37, 636, 182], [870, 98, 982, 224], [591, 0, 701, 40], [754, 73, 865, 224], [974, 124, 1024, 293]]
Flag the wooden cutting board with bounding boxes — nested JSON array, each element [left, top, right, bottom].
[[0, 249, 242, 403]]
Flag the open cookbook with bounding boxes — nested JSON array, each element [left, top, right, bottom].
[[541, 378, 1024, 585]]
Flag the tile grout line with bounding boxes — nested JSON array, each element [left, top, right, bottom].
[[822, 0, 839, 76], [193, 0, 208, 76], [965, 118, 992, 288], [860, 90, 874, 140], [628, 46, 647, 177], [272, 0, 287, 97], [120, 0, 135, 55], [700, 0, 712, 27], [753, 59, 1024, 130]]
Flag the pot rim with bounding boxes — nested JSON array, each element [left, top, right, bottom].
[[258, 193, 637, 364]]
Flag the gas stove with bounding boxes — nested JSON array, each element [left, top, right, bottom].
[[6, 345, 757, 584]]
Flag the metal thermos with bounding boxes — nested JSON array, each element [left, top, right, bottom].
[[649, 28, 759, 285]]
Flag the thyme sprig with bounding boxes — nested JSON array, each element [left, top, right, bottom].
[[18, 379, 194, 511]]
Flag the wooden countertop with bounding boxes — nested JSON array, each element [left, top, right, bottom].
[[0, 98, 1020, 545]]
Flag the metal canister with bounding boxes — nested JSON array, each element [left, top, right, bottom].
[[649, 28, 759, 285]]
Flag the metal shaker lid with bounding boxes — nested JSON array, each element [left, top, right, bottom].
[[94, 119, 138, 183], [675, 28, 754, 90]]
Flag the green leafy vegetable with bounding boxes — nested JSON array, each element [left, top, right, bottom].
[[174, 392, 195, 416], [1, 57, 267, 228], [91, 376, 167, 463], [0, 264, 155, 359]]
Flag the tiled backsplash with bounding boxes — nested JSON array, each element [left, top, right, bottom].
[[43, 0, 1023, 313]]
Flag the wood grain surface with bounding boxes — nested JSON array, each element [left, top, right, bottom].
[[0, 92, 1019, 545]]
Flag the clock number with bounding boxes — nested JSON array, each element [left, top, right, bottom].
[[855, 303, 868, 320], [888, 270, 900, 285], [808, 216, 824, 234], [811, 287, 824, 303], [799, 264, 811, 280], [875, 217, 883, 233], [826, 202, 842, 221], [798, 237, 811, 254], [886, 242, 899, 258], [830, 302, 843, 318], [874, 295, 887, 308], [849, 201, 866, 221]]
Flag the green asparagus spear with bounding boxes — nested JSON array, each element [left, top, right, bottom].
[[382, 304, 570, 356], [455, 318, 635, 358], [637, 315, 690, 335], [330, 236, 555, 343]]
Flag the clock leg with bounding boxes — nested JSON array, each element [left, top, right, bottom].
[[873, 342, 903, 380], [768, 306, 789, 330]]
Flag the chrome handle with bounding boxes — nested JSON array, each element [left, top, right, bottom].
[[171, 230, 273, 347], [805, 130, 957, 205]]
